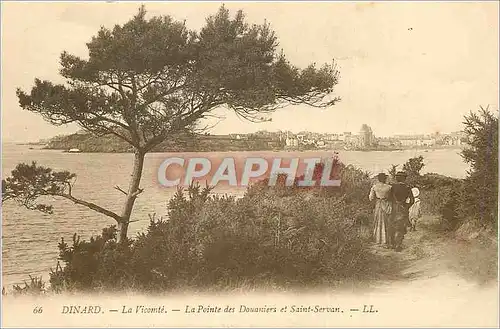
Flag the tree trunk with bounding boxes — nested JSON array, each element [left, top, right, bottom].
[[117, 149, 145, 244]]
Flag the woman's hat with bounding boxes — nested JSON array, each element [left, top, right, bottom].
[[412, 187, 420, 198], [377, 172, 388, 179], [395, 171, 407, 177]]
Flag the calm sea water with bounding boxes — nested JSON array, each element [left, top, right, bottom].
[[1, 143, 469, 288]]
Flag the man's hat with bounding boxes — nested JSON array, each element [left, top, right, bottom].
[[377, 172, 388, 179], [395, 171, 407, 177]]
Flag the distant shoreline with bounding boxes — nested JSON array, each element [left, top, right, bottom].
[[8, 131, 466, 153], [12, 143, 464, 153]]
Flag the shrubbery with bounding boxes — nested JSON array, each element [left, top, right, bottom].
[[460, 108, 498, 226], [430, 109, 498, 231], [389, 157, 465, 230], [10, 276, 46, 296], [394, 108, 498, 231], [43, 163, 375, 293], [419, 176, 463, 230]]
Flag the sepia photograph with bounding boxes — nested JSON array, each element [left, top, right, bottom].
[[1, 1, 499, 327]]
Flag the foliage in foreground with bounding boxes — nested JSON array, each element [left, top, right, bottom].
[[43, 164, 374, 293], [433, 108, 498, 230], [10, 276, 46, 296], [390, 108, 498, 231], [460, 107, 498, 226]]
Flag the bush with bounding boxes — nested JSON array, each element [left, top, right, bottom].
[[388, 157, 464, 230], [394, 108, 498, 231], [130, 183, 372, 290], [419, 173, 461, 190], [420, 108, 498, 230], [46, 163, 376, 293], [402, 155, 425, 186], [49, 226, 133, 293], [11, 275, 46, 296], [460, 107, 498, 226], [420, 180, 463, 230], [388, 156, 425, 187]]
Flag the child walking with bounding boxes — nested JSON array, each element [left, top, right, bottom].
[[409, 187, 421, 231]]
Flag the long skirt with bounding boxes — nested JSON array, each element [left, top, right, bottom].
[[373, 199, 392, 245]]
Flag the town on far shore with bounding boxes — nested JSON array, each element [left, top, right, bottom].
[[224, 124, 467, 151], [22, 124, 467, 153]]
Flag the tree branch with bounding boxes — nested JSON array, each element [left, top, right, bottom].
[[114, 185, 128, 195], [131, 188, 144, 198], [60, 193, 123, 222]]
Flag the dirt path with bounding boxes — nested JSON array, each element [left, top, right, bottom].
[[367, 214, 498, 285], [356, 214, 499, 326]]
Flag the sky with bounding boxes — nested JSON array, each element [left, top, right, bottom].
[[1, 1, 498, 142]]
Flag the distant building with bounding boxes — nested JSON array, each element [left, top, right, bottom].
[[358, 124, 375, 148], [378, 138, 401, 148], [449, 131, 467, 146], [338, 132, 351, 141], [394, 134, 436, 147], [325, 133, 340, 141], [285, 137, 299, 147], [442, 132, 465, 146], [344, 134, 359, 148], [421, 137, 436, 146], [284, 131, 299, 148], [316, 140, 326, 148]]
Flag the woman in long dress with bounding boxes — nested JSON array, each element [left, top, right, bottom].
[[369, 173, 393, 246]]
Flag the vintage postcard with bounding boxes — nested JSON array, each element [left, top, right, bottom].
[[1, 1, 498, 327]]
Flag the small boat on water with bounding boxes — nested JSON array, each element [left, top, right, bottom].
[[66, 148, 82, 153]]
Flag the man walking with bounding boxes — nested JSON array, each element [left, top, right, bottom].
[[389, 171, 414, 251]]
